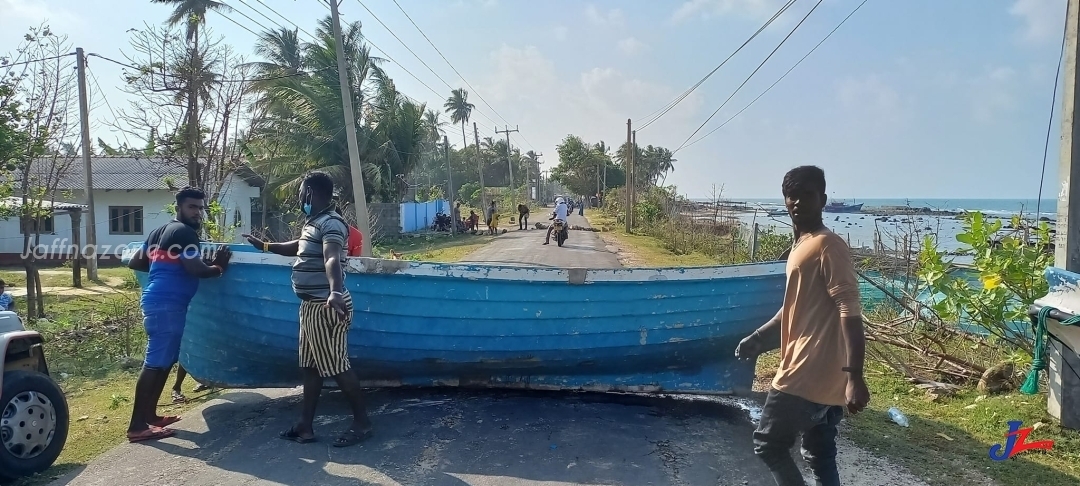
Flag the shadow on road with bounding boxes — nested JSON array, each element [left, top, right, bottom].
[[57, 387, 774, 485]]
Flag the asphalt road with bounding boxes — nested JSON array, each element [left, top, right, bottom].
[[47, 212, 859, 486]]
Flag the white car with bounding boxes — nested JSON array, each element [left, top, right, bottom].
[[0, 310, 69, 482]]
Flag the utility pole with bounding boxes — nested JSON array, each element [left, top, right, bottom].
[[330, 0, 372, 256], [532, 152, 543, 201], [444, 135, 455, 236], [1051, 0, 1080, 430], [474, 122, 486, 210], [625, 119, 632, 233], [495, 125, 519, 198], [76, 48, 98, 280]]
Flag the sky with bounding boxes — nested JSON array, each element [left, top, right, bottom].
[[0, 0, 1070, 200]]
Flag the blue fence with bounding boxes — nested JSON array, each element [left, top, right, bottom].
[[400, 200, 449, 233]]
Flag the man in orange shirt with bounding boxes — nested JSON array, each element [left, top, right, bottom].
[[735, 165, 869, 486], [347, 225, 362, 257]]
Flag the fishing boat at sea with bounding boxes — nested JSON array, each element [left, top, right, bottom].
[[121, 243, 786, 395], [823, 201, 864, 213]]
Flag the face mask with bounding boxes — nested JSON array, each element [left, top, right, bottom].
[[301, 192, 312, 215]]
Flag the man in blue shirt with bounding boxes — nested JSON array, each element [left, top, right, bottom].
[[124, 187, 232, 443]]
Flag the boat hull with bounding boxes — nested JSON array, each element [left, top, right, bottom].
[[823, 203, 863, 213], [125, 244, 786, 395]]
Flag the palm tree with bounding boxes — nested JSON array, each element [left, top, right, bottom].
[[444, 88, 477, 202], [150, 0, 233, 186]]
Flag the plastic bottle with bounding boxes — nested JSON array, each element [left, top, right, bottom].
[[888, 407, 909, 427]]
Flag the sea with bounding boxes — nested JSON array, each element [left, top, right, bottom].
[[710, 198, 1059, 254]]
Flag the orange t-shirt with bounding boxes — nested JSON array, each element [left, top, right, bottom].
[[347, 226, 363, 257], [771, 228, 862, 406]]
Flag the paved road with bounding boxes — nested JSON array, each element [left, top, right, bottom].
[[460, 213, 621, 269], [48, 213, 914, 486]]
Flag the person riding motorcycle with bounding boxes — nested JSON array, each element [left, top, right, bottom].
[[543, 197, 569, 245]]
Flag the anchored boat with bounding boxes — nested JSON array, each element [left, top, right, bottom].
[[122, 243, 786, 395]]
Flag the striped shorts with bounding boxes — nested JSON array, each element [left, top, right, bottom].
[[298, 292, 354, 377]]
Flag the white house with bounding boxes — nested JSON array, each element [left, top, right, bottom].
[[0, 157, 262, 264]]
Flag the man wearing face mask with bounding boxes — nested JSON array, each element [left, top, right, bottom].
[[125, 186, 232, 442], [241, 171, 374, 447]]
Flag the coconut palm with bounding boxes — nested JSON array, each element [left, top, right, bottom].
[[443, 88, 473, 153]]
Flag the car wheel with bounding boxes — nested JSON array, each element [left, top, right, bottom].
[[0, 370, 69, 481]]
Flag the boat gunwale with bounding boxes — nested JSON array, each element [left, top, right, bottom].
[[121, 241, 788, 282]]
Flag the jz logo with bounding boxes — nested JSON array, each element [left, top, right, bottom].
[[988, 420, 1054, 461]]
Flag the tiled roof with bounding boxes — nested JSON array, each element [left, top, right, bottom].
[[21, 157, 262, 190]]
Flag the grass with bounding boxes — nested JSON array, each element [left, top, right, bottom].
[[752, 351, 1080, 486], [0, 265, 135, 289], [4, 284, 223, 486], [374, 232, 491, 263], [586, 209, 731, 267], [586, 210, 1080, 486]]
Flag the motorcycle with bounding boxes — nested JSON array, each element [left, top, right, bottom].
[[552, 218, 569, 247]]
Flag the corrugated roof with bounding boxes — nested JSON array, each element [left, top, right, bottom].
[[20, 157, 263, 190], [1, 197, 88, 212]]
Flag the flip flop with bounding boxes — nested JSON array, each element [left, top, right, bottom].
[[332, 428, 372, 448], [172, 391, 187, 403], [192, 383, 211, 393], [128, 426, 175, 443], [149, 415, 181, 428], [279, 427, 317, 444]]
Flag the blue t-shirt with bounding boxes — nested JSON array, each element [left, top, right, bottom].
[[141, 219, 203, 309], [0, 292, 13, 311]]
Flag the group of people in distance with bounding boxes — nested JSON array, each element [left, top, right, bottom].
[[120, 164, 869, 486], [124, 171, 371, 447]]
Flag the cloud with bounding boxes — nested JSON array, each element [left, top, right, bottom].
[[1009, 0, 1064, 44], [0, 0, 83, 39], [553, 26, 568, 41], [836, 75, 904, 125], [585, 4, 625, 26], [670, 0, 786, 23], [617, 37, 646, 55], [968, 66, 1020, 123], [477, 45, 703, 158]]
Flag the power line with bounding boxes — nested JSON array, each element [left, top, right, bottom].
[[352, 0, 505, 141], [635, 0, 797, 131], [673, 0, 824, 154], [387, 0, 531, 150], [1, 52, 76, 69], [1035, 0, 1070, 218], [678, 0, 869, 152]]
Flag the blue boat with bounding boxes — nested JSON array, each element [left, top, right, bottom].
[[121, 243, 787, 395]]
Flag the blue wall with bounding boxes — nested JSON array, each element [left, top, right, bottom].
[[400, 200, 449, 233]]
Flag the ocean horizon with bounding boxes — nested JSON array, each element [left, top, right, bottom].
[[694, 198, 1059, 218]]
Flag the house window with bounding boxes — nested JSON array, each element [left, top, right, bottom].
[[20, 215, 54, 234], [109, 206, 144, 235]]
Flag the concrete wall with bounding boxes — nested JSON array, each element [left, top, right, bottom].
[[369, 203, 400, 242], [0, 174, 259, 260]]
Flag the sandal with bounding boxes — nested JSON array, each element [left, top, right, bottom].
[[332, 427, 372, 448], [128, 426, 175, 443], [172, 390, 187, 403], [149, 415, 181, 428], [279, 426, 316, 444], [192, 383, 211, 393]]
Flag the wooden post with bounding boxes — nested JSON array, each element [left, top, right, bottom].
[[1051, 0, 1080, 430], [70, 210, 82, 288], [474, 122, 486, 211]]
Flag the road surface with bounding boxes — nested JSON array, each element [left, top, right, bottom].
[[49, 213, 928, 486]]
